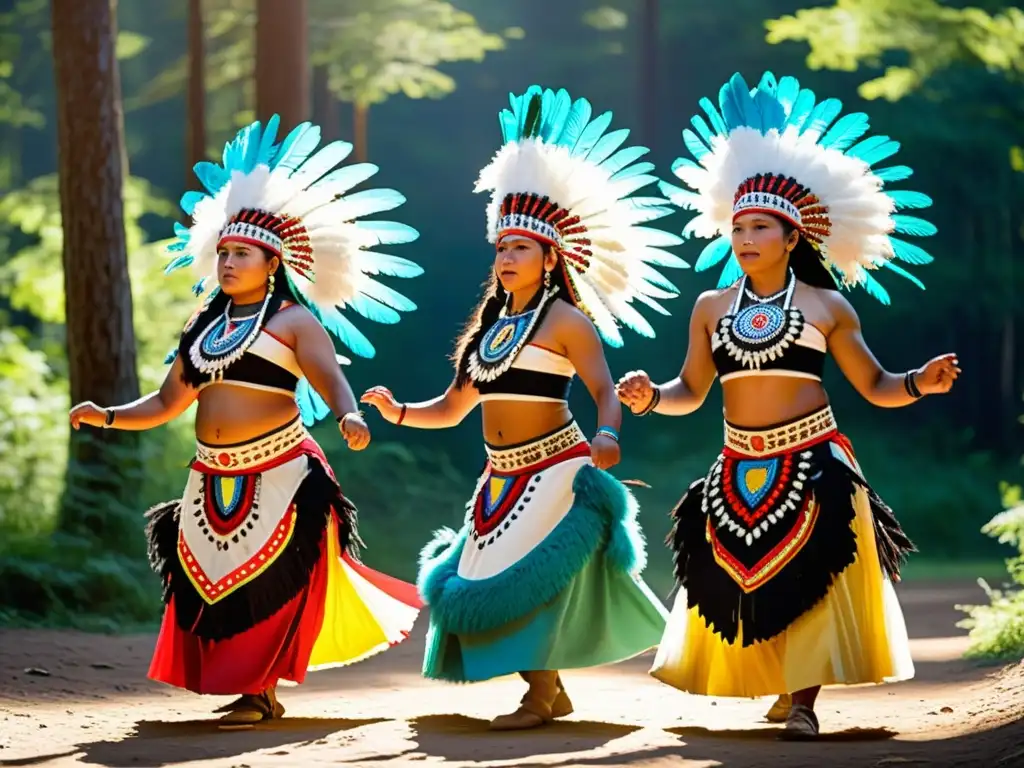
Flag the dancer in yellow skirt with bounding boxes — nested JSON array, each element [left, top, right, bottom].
[[69, 115, 423, 723], [616, 71, 960, 739]]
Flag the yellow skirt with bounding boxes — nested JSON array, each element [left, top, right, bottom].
[[650, 483, 915, 697]]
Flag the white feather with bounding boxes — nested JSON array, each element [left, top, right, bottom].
[[674, 127, 900, 282], [475, 137, 683, 341]]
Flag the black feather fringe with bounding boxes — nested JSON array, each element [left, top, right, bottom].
[[144, 456, 361, 641], [666, 446, 912, 647]]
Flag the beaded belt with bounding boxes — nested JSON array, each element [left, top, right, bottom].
[[724, 406, 837, 457], [195, 417, 309, 471], [485, 422, 588, 473]]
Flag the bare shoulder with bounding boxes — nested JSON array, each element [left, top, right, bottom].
[[810, 285, 858, 325], [543, 300, 601, 353], [548, 298, 596, 332], [269, 302, 320, 333], [693, 285, 735, 323]]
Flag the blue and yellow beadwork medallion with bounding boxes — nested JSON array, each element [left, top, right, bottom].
[[479, 311, 535, 365]]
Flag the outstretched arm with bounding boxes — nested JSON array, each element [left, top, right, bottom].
[[361, 378, 480, 429], [618, 291, 718, 416], [70, 354, 198, 431], [827, 292, 960, 407]]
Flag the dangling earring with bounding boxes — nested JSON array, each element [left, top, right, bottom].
[[268, 272, 276, 292], [543, 269, 552, 290]]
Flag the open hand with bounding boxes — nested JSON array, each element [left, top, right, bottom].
[[69, 401, 106, 430], [340, 412, 371, 451], [915, 353, 960, 396], [591, 434, 621, 470], [359, 386, 404, 424], [615, 370, 655, 414]]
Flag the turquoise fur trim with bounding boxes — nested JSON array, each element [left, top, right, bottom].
[[416, 465, 647, 635]]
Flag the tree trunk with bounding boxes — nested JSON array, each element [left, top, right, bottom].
[[51, 0, 141, 546], [255, 0, 309, 129], [313, 64, 340, 141], [639, 0, 659, 147], [353, 101, 368, 162], [186, 0, 206, 178]]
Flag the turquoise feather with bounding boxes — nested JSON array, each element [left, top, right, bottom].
[[683, 129, 710, 161], [180, 190, 204, 215], [603, 146, 649, 175], [820, 112, 871, 151], [358, 252, 424, 277], [874, 165, 914, 182], [695, 236, 732, 271], [860, 271, 892, 305], [665, 70, 936, 302], [571, 111, 612, 157], [690, 114, 714, 145], [699, 97, 727, 136], [610, 161, 655, 180], [892, 215, 937, 237], [881, 260, 926, 290], [800, 98, 842, 137], [888, 191, 932, 210], [717, 256, 744, 287], [354, 220, 420, 246], [164, 254, 193, 273], [584, 128, 630, 166], [890, 238, 935, 264], [295, 378, 331, 426], [348, 294, 401, 324]]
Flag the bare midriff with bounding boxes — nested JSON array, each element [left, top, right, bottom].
[[481, 400, 574, 447], [194, 385, 300, 445]]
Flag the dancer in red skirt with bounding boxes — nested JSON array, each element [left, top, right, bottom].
[[69, 115, 424, 724]]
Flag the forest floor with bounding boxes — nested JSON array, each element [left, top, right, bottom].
[[1, 580, 1022, 768]]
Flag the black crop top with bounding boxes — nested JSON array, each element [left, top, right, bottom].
[[466, 298, 577, 402], [198, 330, 302, 395], [710, 272, 827, 382]]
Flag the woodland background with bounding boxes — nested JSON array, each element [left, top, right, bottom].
[[0, 0, 1022, 657]]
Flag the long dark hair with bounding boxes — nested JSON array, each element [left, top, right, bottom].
[[451, 242, 572, 387], [777, 218, 838, 290], [176, 247, 297, 387]]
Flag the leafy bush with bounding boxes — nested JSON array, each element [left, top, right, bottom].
[[959, 484, 1024, 661], [0, 328, 67, 535]]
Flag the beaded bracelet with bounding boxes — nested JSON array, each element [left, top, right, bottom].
[[903, 371, 923, 399], [595, 425, 619, 443], [637, 386, 661, 416]]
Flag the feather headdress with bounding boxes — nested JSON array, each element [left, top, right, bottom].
[[474, 85, 688, 347], [165, 115, 423, 423], [661, 71, 936, 304]]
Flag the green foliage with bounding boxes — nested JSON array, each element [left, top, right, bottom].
[[0, 329, 67, 535], [310, 0, 507, 107], [958, 497, 1024, 661], [582, 6, 629, 32], [765, 0, 1024, 101], [0, 0, 47, 132], [0, 173, 195, 388], [132, 0, 508, 139]]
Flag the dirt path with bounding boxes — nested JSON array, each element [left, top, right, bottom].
[[1, 581, 1022, 768]]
